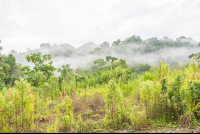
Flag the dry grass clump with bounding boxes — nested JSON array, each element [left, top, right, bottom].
[[71, 90, 105, 123], [88, 91, 105, 114], [72, 90, 105, 112]]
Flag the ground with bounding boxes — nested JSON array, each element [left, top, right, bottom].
[[114, 126, 200, 133]]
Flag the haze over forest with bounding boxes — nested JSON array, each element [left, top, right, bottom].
[[6, 35, 200, 72]]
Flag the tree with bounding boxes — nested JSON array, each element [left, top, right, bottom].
[[3, 54, 19, 86], [0, 47, 11, 86], [75, 74, 85, 91], [0, 63, 10, 85], [188, 52, 200, 65], [75, 66, 81, 74], [135, 64, 151, 74], [75, 66, 91, 76], [15, 63, 24, 79], [40, 43, 51, 48], [99, 42, 110, 48], [112, 39, 121, 47], [21, 52, 56, 86], [0, 46, 21, 87], [122, 35, 142, 44], [4, 54, 17, 76], [106, 56, 118, 69], [90, 47, 103, 55], [179, 36, 186, 39], [0, 66, 5, 89], [0, 45, 2, 59], [32, 71, 47, 87], [57, 64, 73, 82], [115, 59, 129, 68], [92, 58, 107, 71]]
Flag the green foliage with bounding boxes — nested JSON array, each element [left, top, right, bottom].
[[75, 66, 91, 76], [58, 64, 74, 82], [90, 47, 103, 55], [189, 81, 200, 105], [4, 54, 18, 76], [40, 43, 51, 48], [134, 63, 151, 74], [100, 41, 110, 48], [14, 78, 35, 131], [0, 78, 6, 90], [15, 78, 30, 106], [122, 35, 142, 44], [32, 71, 47, 87], [75, 113, 84, 133], [0, 93, 5, 112], [60, 96, 74, 131], [115, 59, 128, 68], [21, 53, 56, 86], [143, 71, 156, 81], [92, 58, 107, 71], [188, 52, 200, 65], [112, 39, 121, 47], [104, 80, 127, 128], [106, 56, 118, 69], [0, 54, 21, 87], [48, 75, 60, 100]]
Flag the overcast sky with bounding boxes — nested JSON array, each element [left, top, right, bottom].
[[0, 0, 200, 54]]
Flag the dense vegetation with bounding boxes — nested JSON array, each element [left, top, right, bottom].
[[0, 35, 200, 132]]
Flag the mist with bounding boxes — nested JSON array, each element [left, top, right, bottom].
[[7, 36, 199, 74]]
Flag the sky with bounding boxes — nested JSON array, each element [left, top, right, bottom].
[[0, 0, 200, 54]]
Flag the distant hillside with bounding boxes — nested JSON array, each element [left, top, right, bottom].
[[8, 35, 200, 70]]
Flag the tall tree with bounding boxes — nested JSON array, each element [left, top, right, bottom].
[[106, 56, 118, 69]]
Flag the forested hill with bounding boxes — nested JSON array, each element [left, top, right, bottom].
[[8, 35, 200, 70]]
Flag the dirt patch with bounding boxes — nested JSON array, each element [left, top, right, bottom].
[[114, 126, 200, 133]]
